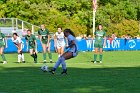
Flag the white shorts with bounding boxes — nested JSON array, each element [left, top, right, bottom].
[[57, 42, 65, 49]]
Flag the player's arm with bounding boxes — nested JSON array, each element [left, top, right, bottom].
[[103, 32, 106, 47], [47, 32, 50, 47], [66, 36, 76, 48], [65, 37, 68, 47], [4, 37, 8, 48], [3, 34, 8, 48], [68, 40, 76, 48], [54, 34, 57, 47], [38, 30, 42, 44], [33, 35, 38, 52]]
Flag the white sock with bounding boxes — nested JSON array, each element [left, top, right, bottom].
[[18, 54, 21, 62], [21, 54, 25, 61], [58, 54, 61, 58]]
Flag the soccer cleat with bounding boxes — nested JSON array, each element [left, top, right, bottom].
[[93, 61, 96, 63], [61, 69, 67, 75], [49, 69, 55, 74], [3, 61, 7, 64], [43, 60, 47, 63], [22, 61, 25, 63], [99, 61, 102, 63], [50, 60, 53, 63], [34, 58, 37, 63]]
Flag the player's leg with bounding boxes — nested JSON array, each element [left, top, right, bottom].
[[99, 43, 103, 63], [50, 52, 73, 74], [93, 42, 98, 63], [0, 47, 7, 64], [47, 42, 52, 63], [60, 46, 65, 56], [30, 48, 37, 63], [17, 51, 21, 63], [42, 43, 47, 63], [99, 48, 103, 63], [21, 44, 25, 63], [57, 46, 61, 58]]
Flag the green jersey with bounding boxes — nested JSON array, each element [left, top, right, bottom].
[[94, 30, 106, 43], [38, 29, 50, 44], [25, 34, 36, 49], [0, 33, 5, 47]]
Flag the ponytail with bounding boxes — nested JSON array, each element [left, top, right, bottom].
[[64, 29, 75, 37]]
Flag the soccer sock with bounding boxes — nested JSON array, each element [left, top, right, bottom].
[[48, 53, 52, 60], [1, 54, 6, 61], [100, 54, 103, 61], [61, 56, 66, 70], [94, 54, 97, 61], [43, 53, 46, 60], [18, 54, 21, 62], [53, 57, 62, 70], [31, 54, 35, 58], [21, 54, 25, 61]]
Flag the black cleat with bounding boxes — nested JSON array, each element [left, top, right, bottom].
[[49, 70, 55, 74], [61, 69, 67, 75], [50, 60, 53, 63], [22, 61, 25, 63]]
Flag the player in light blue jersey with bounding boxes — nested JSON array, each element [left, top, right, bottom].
[[50, 29, 78, 75]]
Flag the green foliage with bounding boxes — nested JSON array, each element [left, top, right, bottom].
[[0, 0, 139, 36], [107, 19, 139, 37]]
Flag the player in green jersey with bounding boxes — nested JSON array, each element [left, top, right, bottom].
[[25, 30, 38, 63], [38, 24, 52, 63], [93, 24, 106, 63], [0, 30, 7, 64]]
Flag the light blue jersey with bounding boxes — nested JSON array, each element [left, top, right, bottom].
[[67, 34, 78, 57]]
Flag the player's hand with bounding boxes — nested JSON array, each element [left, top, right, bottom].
[[103, 42, 106, 47]]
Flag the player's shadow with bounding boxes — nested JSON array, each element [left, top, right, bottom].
[[0, 66, 140, 93]]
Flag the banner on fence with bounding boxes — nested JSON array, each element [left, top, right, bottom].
[[4, 38, 140, 53]]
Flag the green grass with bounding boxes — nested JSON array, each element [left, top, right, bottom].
[[0, 51, 140, 93]]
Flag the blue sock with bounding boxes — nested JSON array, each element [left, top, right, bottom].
[[61, 56, 66, 70], [53, 57, 62, 70]]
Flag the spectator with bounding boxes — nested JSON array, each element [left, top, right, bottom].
[[82, 34, 87, 39], [112, 33, 118, 40], [22, 28, 28, 37], [121, 35, 125, 39], [108, 36, 113, 44]]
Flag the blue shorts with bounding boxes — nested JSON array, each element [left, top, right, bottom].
[[68, 47, 78, 57]]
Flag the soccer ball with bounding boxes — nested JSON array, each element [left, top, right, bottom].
[[41, 65, 48, 72]]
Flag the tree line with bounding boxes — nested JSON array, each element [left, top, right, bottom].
[[0, 0, 140, 37]]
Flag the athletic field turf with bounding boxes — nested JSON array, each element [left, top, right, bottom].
[[0, 51, 140, 93]]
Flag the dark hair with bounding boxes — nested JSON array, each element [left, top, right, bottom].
[[57, 26, 62, 30], [64, 29, 75, 37], [13, 33, 18, 36], [98, 24, 103, 30], [27, 29, 31, 32]]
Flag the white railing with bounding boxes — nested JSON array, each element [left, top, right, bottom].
[[0, 18, 40, 36]]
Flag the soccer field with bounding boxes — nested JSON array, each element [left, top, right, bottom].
[[0, 51, 140, 93]]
